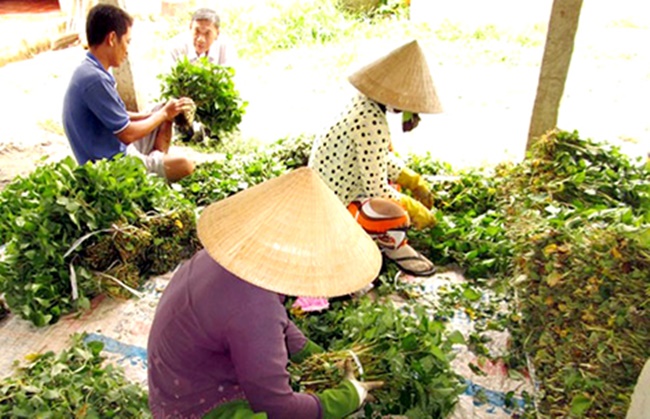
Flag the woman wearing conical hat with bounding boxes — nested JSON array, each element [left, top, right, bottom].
[[309, 40, 442, 277], [147, 168, 383, 418]]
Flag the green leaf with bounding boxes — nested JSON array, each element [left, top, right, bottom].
[[42, 389, 61, 400], [462, 287, 482, 302], [401, 333, 418, 351], [430, 344, 447, 362], [86, 340, 105, 357], [570, 394, 592, 416], [447, 330, 466, 345]]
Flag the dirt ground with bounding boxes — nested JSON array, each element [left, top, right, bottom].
[[0, 0, 648, 190]]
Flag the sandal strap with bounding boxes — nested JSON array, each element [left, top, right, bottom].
[[391, 255, 428, 262], [387, 254, 437, 277]]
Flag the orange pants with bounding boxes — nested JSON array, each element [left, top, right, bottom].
[[347, 198, 409, 250]]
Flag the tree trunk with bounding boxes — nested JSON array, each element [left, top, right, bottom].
[[526, 0, 583, 152]]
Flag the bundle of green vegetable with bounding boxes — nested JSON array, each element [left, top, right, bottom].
[[289, 296, 466, 417], [159, 57, 247, 142], [0, 333, 150, 418], [0, 156, 197, 326], [139, 208, 200, 275]]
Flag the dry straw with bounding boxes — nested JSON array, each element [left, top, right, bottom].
[[348, 40, 443, 114], [197, 167, 382, 297]]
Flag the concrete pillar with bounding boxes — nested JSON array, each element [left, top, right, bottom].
[[626, 359, 650, 419]]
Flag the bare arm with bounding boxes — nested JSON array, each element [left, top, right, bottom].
[[117, 98, 193, 144], [127, 111, 152, 121], [116, 110, 168, 144]]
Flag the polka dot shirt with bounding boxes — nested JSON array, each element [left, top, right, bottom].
[[309, 94, 405, 206]]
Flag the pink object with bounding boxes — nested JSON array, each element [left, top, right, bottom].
[[292, 296, 330, 312]]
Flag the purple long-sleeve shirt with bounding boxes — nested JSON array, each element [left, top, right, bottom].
[[147, 249, 322, 418]]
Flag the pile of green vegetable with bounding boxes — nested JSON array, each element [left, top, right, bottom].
[[265, 134, 314, 169], [403, 130, 648, 416], [289, 291, 466, 417], [0, 156, 199, 326], [177, 135, 313, 207], [0, 127, 646, 416], [406, 157, 512, 280], [178, 152, 289, 207], [160, 57, 247, 143], [0, 333, 150, 417], [502, 131, 650, 417]]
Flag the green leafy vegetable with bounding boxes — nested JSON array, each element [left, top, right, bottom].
[[0, 333, 150, 417], [0, 156, 198, 326], [159, 57, 247, 141]]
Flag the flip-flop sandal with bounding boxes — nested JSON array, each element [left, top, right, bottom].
[[391, 254, 437, 277]]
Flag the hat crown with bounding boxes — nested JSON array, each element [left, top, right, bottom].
[[348, 40, 442, 114], [197, 168, 382, 297]]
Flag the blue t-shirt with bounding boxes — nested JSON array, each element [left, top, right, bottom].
[[62, 52, 130, 164]]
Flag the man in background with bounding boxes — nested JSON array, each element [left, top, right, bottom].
[[166, 8, 238, 142], [168, 7, 237, 67]]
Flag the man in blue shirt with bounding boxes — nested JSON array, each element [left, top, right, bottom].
[[63, 4, 195, 182]]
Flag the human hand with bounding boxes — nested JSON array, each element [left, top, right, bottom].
[[412, 184, 434, 209], [163, 97, 195, 122], [343, 358, 383, 406], [400, 194, 437, 230], [396, 168, 433, 209], [402, 112, 421, 132]]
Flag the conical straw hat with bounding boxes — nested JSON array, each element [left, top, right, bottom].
[[197, 167, 382, 297], [348, 40, 442, 114]]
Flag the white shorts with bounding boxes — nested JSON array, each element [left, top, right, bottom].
[[125, 103, 167, 179], [127, 145, 166, 178]]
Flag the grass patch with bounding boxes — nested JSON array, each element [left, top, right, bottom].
[[151, 0, 545, 63], [37, 118, 64, 136], [609, 19, 647, 30]]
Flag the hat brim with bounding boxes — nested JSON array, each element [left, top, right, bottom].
[[197, 168, 383, 297]]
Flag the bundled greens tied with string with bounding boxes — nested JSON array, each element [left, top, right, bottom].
[[289, 296, 466, 417], [0, 156, 198, 327]]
